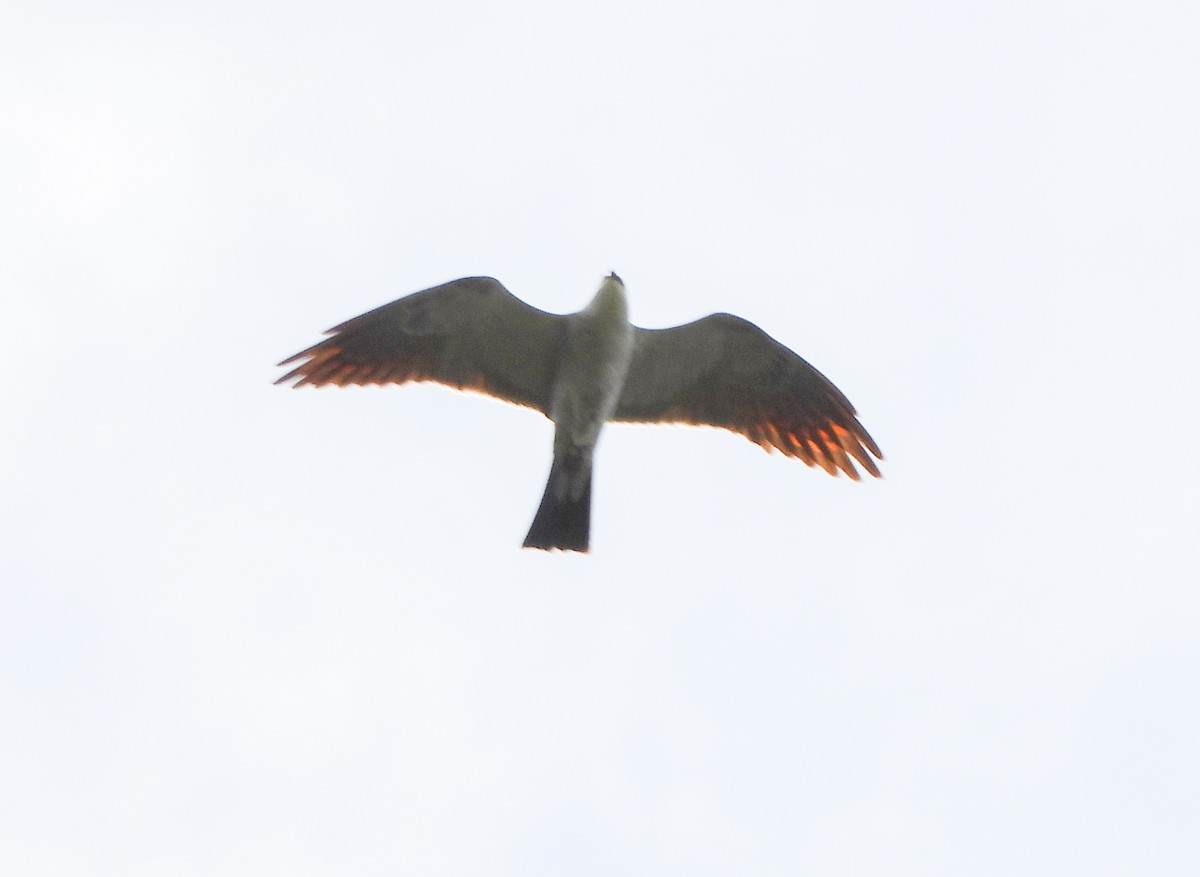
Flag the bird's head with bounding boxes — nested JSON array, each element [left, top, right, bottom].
[[585, 271, 629, 319]]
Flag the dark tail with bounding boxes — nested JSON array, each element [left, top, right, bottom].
[[523, 450, 592, 553]]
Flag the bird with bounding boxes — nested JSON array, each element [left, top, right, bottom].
[[275, 273, 882, 552]]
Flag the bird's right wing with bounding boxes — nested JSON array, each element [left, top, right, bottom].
[[276, 277, 565, 414], [614, 313, 882, 479]]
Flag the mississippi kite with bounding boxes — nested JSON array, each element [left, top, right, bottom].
[[276, 273, 882, 552]]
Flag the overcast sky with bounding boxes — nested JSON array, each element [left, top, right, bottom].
[[3, 1, 1198, 875]]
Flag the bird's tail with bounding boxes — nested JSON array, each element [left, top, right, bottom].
[[523, 447, 592, 553]]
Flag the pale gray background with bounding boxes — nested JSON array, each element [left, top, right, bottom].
[[3, 1, 1197, 875]]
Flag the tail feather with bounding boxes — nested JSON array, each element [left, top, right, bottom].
[[523, 453, 592, 553]]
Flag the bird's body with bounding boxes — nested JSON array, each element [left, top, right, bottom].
[[276, 273, 882, 552], [526, 276, 635, 551]]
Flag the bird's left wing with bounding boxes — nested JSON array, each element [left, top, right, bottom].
[[614, 313, 882, 479], [276, 277, 564, 414]]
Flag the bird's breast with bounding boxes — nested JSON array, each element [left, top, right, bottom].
[[548, 307, 635, 445]]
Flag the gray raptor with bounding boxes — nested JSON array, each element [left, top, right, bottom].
[[276, 273, 882, 552]]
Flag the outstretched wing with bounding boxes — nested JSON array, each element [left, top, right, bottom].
[[276, 277, 565, 414], [614, 313, 882, 479]]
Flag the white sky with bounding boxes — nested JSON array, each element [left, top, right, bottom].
[[3, 1, 1198, 874]]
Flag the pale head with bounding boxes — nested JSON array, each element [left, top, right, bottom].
[[583, 271, 628, 318]]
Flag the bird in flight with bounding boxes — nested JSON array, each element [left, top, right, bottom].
[[276, 273, 882, 552]]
